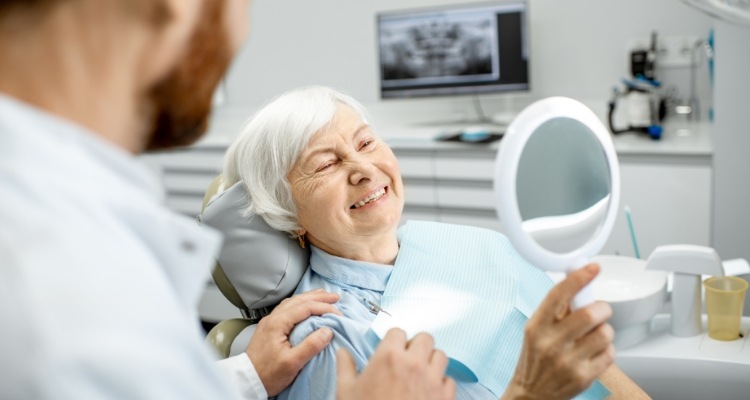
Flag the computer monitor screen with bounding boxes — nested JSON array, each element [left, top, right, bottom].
[[377, 1, 528, 99]]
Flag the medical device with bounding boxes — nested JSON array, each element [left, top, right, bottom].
[[607, 77, 665, 140], [376, 1, 529, 99], [607, 31, 666, 139]]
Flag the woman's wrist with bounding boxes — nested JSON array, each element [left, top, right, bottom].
[[500, 381, 550, 400]]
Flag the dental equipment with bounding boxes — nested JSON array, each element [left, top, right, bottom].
[[646, 244, 724, 337]]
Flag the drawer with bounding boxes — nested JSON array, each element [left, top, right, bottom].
[[395, 150, 434, 179], [403, 179, 437, 207], [434, 149, 496, 181], [436, 182, 496, 210]]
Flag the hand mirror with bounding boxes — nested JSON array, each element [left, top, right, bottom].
[[493, 97, 620, 308]]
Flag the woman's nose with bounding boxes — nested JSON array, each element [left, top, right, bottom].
[[347, 158, 377, 186]]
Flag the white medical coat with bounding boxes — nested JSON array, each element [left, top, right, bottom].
[[0, 95, 266, 399]]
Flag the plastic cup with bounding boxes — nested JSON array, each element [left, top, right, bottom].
[[703, 276, 749, 341]]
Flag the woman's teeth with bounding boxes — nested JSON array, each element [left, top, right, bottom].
[[353, 188, 386, 209]]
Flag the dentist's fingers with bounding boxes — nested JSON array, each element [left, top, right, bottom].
[[275, 290, 342, 318], [405, 332, 436, 361], [337, 328, 455, 400], [428, 348, 450, 378], [379, 327, 407, 347], [245, 290, 341, 396], [336, 348, 358, 399], [287, 327, 334, 368]]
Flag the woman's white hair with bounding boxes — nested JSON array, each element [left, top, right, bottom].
[[223, 86, 370, 237]]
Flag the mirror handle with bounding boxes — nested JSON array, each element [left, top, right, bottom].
[[571, 280, 594, 310]]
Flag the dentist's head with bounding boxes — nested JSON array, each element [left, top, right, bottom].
[[0, 0, 250, 153]]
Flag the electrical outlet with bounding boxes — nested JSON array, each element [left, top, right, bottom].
[[626, 35, 701, 68]]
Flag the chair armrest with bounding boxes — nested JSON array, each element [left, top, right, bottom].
[[206, 318, 255, 359]]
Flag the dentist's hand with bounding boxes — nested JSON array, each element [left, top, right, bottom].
[[502, 263, 615, 400], [246, 289, 342, 397], [336, 328, 456, 400]]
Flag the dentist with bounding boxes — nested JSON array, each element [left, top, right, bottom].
[[0, 1, 452, 399]]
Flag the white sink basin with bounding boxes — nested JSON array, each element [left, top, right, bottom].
[[591, 255, 669, 348]]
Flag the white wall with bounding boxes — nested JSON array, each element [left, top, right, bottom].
[[713, 22, 750, 260], [220, 0, 714, 120]]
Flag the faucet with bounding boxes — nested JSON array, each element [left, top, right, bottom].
[[646, 244, 724, 337]]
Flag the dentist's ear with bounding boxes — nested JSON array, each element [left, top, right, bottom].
[[136, 0, 201, 86]]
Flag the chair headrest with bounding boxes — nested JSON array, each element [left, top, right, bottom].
[[201, 181, 309, 310]]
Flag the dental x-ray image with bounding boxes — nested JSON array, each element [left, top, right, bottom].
[[379, 10, 500, 88]]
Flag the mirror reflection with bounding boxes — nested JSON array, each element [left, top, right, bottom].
[[516, 117, 611, 254]]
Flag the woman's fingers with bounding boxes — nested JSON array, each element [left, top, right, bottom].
[[557, 301, 613, 342], [537, 264, 601, 323], [508, 263, 616, 399], [570, 322, 615, 361]]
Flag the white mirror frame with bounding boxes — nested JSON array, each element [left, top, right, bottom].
[[494, 97, 621, 275]]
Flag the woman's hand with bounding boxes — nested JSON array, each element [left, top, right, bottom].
[[503, 263, 615, 400], [336, 328, 456, 400]]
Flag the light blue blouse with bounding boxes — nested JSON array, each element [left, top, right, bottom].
[[276, 222, 609, 400]]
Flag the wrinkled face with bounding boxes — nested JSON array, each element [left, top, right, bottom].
[[287, 105, 405, 254], [144, 0, 249, 151]]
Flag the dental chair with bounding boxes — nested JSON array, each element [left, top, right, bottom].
[[200, 175, 309, 358]]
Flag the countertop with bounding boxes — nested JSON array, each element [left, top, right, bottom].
[[377, 118, 712, 157], [192, 105, 713, 158]]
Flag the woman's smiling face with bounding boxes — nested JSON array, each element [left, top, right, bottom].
[[287, 104, 404, 257]]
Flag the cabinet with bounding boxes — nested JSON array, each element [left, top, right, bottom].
[[392, 138, 712, 259], [393, 143, 501, 232]]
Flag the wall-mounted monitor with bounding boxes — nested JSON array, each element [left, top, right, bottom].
[[377, 1, 529, 99]]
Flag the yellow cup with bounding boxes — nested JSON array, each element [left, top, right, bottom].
[[703, 276, 749, 341]]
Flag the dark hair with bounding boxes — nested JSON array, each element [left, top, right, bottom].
[[0, 0, 66, 14], [0, 0, 71, 28], [0, 0, 169, 31]]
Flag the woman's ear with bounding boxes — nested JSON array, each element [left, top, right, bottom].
[[296, 230, 307, 249]]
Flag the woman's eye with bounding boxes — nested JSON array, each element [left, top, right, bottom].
[[317, 162, 334, 172], [360, 140, 373, 150]]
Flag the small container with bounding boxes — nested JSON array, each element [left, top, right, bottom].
[[703, 276, 749, 341]]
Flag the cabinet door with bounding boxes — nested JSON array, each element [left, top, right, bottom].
[[601, 161, 712, 258]]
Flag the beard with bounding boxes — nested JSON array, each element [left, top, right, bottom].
[[143, 0, 233, 151]]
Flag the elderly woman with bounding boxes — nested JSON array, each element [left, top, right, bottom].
[[223, 86, 647, 400]]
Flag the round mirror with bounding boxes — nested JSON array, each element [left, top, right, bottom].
[[494, 97, 620, 307]]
